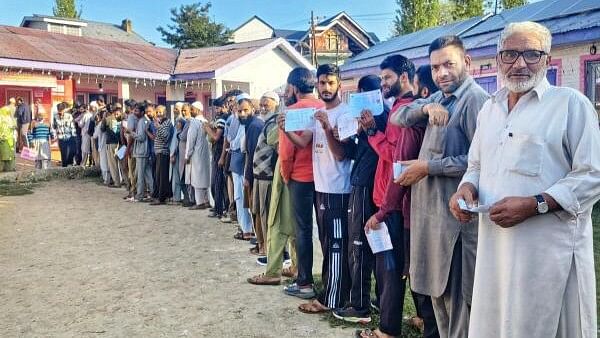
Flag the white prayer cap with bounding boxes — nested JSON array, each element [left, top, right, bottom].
[[191, 101, 204, 111], [175, 102, 184, 109], [89, 101, 98, 109], [261, 91, 280, 105], [236, 92, 251, 103]]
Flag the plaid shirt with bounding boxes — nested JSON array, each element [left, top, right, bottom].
[[52, 113, 75, 140]]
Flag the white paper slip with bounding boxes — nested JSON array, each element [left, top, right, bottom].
[[458, 199, 490, 213], [348, 89, 384, 117], [393, 162, 407, 180], [285, 108, 316, 131], [365, 222, 394, 254], [337, 114, 358, 140], [116, 145, 127, 160]]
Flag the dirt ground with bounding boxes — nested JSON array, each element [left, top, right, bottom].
[[0, 180, 353, 337]]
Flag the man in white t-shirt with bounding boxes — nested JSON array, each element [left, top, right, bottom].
[[283, 64, 353, 314]]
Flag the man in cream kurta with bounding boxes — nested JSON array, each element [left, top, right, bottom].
[[451, 21, 600, 338]]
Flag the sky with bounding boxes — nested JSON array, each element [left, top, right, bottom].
[[0, 0, 399, 47]]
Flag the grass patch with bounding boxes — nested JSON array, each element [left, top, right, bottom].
[[0, 179, 41, 196]]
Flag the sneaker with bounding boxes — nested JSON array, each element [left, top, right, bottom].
[[332, 307, 372, 324], [256, 256, 268, 266], [221, 216, 233, 223], [283, 282, 315, 299], [207, 212, 221, 218], [249, 238, 258, 245]]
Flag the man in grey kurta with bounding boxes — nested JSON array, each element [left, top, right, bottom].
[[391, 36, 489, 337], [451, 22, 600, 338], [132, 106, 153, 202], [185, 101, 211, 209]]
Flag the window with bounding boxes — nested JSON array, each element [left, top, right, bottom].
[[475, 76, 497, 94], [326, 31, 339, 51], [65, 26, 80, 36], [75, 93, 87, 105], [585, 60, 600, 115], [48, 24, 62, 34]]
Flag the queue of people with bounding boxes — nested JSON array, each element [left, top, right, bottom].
[[1, 20, 598, 338]]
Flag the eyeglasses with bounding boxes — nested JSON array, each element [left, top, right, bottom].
[[499, 50, 547, 64]]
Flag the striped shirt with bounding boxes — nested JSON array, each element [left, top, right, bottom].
[[154, 118, 172, 154], [32, 122, 51, 141], [52, 113, 75, 140]]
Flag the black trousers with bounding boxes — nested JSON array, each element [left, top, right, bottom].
[[58, 138, 75, 167], [289, 179, 315, 287], [154, 153, 172, 202], [404, 228, 440, 338], [315, 191, 351, 309], [211, 159, 227, 215], [74, 134, 82, 165], [347, 185, 375, 311], [376, 211, 406, 336]]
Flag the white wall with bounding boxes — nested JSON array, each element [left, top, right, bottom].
[[232, 19, 273, 43], [218, 47, 300, 97]]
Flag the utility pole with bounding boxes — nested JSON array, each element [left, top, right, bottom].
[[310, 11, 318, 67]]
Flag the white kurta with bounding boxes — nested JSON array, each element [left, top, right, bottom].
[[185, 116, 210, 189], [461, 78, 600, 338], [79, 112, 93, 154]]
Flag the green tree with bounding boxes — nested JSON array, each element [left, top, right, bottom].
[[392, 0, 441, 36], [501, 0, 527, 10], [157, 2, 231, 49], [52, 0, 81, 18], [451, 0, 484, 21]]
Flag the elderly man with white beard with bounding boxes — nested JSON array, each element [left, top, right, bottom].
[[450, 21, 600, 338]]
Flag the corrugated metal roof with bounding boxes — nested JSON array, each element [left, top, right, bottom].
[[174, 38, 277, 75], [341, 0, 600, 74], [0, 25, 176, 74]]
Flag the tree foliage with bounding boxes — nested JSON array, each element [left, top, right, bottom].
[[157, 2, 232, 49], [53, 0, 81, 19], [501, 0, 527, 10], [451, 0, 484, 21], [392, 0, 441, 36]]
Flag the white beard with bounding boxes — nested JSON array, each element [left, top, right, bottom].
[[500, 67, 547, 93]]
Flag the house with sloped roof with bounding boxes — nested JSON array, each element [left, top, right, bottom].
[[231, 13, 379, 66], [340, 0, 600, 113], [0, 24, 312, 121]]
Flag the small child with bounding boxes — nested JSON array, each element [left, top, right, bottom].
[[31, 111, 51, 169]]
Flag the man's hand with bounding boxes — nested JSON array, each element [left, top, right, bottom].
[[244, 178, 250, 187], [186, 158, 190, 165], [332, 127, 341, 141], [314, 110, 331, 131], [489, 197, 537, 228], [358, 109, 376, 130], [449, 183, 479, 223], [217, 156, 224, 168], [424, 103, 449, 126], [277, 113, 286, 130], [170, 155, 176, 164], [364, 215, 381, 233], [396, 160, 428, 186]]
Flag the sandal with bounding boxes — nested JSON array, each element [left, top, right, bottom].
[[298, 299, 330, 314], [355, 329, 377, 338], [249, 246, 261, 255], [282, 267, 297, 279], [247, 274, 281, 285], [233, 232, 252, 241]]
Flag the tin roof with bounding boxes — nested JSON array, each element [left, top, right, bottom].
[[341, 0, 600, 75], [0, 25, 176, 74]]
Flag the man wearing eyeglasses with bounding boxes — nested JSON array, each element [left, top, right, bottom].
[[450, 21, 600, 338]]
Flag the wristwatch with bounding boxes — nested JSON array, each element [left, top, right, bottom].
[[534, 194, 549, 214], [366, 127, 377, 136]]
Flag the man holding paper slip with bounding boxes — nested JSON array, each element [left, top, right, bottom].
[[281, 64, 353, 315], [277, 67, 324, 300], [391, 36, 489, 337]]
